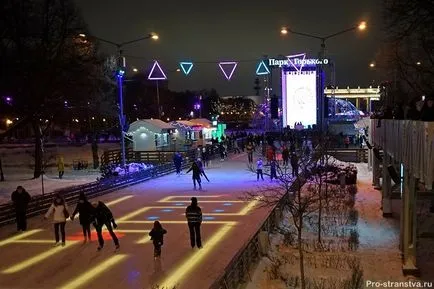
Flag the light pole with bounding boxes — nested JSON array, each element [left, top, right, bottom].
[[79, 33, 158, 167], [280, 21, 366, 132]]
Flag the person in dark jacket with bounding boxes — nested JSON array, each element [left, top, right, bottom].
[[173, 152, 183, 175], [290, 153, 299, 177], [186, 162, 202, 190], [91, 201, 119, 251], [270, 160, 279, 181], [185, 197, 202, 248], [11, 186, 31, 231], [71, 192, 94, 243], [149, 221, 167, 258], [282, 146, 290, 166]]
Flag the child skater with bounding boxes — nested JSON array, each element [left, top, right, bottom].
[[149, 221, 167, 259]]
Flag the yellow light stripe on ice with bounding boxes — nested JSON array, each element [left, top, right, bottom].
[[57, 254, 128, 289]]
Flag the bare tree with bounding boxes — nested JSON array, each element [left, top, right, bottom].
[[0, 0, 115, 178], [245, 143, 320, 289], [378, 0, 434, 97]]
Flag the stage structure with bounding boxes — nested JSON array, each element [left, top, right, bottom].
[[268, 54, 328, 129]]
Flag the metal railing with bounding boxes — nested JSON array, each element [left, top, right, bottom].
[[1, 139, 246, 227], [327, 148, 368, 163]]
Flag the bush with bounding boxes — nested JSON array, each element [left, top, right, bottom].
[[100, 162, 154, 179]]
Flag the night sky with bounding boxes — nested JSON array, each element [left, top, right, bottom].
[[74, 0, 382, 96]]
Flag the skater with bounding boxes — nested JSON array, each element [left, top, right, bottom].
[[219, 142, 226, 161], [186, 161, 202, 190], [173, 152, 183, 175], [57, 155, 65, 179], [256, 158, 264, 181], [44, 194, 70, 246], [149, 221, 167, 259], [92, 201, 120, 251], [290, 153, 299, 177], [11, 186, 31, 231], [185, 197, 202, 248], [270, 159, 279, 181], [202, 146, 209, 168], [233, 140, 240, 154], [246, 142, 254, 164], [71, 192, 94, 243], [196, 158, 210, 182]]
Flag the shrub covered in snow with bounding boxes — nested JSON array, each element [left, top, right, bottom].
[[322, 163, 358, 185], [100, 162, 154, 179]]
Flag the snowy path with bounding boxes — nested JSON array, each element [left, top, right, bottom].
[[0, 153, 272, 289]]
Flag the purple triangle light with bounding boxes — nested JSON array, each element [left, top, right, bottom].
[[148, 60, 167, 80], [286, 53, 306, 72], [218, 62, 238, 80]]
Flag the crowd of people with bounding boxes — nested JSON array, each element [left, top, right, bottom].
[[11, 187, 205, 259], [373, 95, 434, 122]]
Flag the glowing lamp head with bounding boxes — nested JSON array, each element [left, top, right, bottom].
[[358, 21, 367, 31], [6, 119, 13, 125], [151, 33, 159, 40], [133, 68, 138, 72], [416, 61, 421, 66], [280, 27, 288, 35], [78, 33, 86, 38], [176, 68, 181, 72], [369, 62, 375, 68]]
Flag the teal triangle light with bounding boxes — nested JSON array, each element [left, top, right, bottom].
[[256, 61, 270, 75], [148, 60, 167, 80], [179, 62, 194, 75]]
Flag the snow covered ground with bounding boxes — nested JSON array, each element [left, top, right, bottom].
[[245, 161, 434, 289], [0, 143, 118, 203]]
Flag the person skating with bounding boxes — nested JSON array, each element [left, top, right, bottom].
[[290, 153, 299, 177], [270, 159, 279, 181], [71, 192, 94, 243], [92, 201, 119, 251], [186, 161, 202, 190], [219, 142, 226, 161], [256, 158, 264, 181], [173, 152, 183, 175], [149, 221, 167, 259], [196, 158, 210, 182], [44, 194, 70, 247], [185, 197, 202, 248], [246, 142, 254, 164], [11, 186, 31, 231]]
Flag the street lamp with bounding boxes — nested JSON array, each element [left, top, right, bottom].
[[79, 32, 158, 167], [280, 21, 367, 131], [370, 62, 376, 68]]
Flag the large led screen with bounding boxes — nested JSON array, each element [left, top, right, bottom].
[[282, 70, 317, 128]]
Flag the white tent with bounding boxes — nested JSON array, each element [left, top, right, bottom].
[[127, 119, 175, 151]]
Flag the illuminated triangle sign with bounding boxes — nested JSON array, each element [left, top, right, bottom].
[[179, 62, 193, 75], [148, 60, 167, 80], [256, 61, 270, 75], [286, 53, 306, 72], [218, 62, 238, 80]]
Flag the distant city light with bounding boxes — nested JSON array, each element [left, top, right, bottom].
[[91, 117, 95, 120], [133, 68, 138, 72], [416, 61, 421, 65], [5, 119, 13, 125], [358, 21, 367, 31], [167, 118, 170, 121], [102, 118, 106, 122]]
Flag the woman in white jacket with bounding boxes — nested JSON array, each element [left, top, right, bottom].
[[45, 194, 70, 246]]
